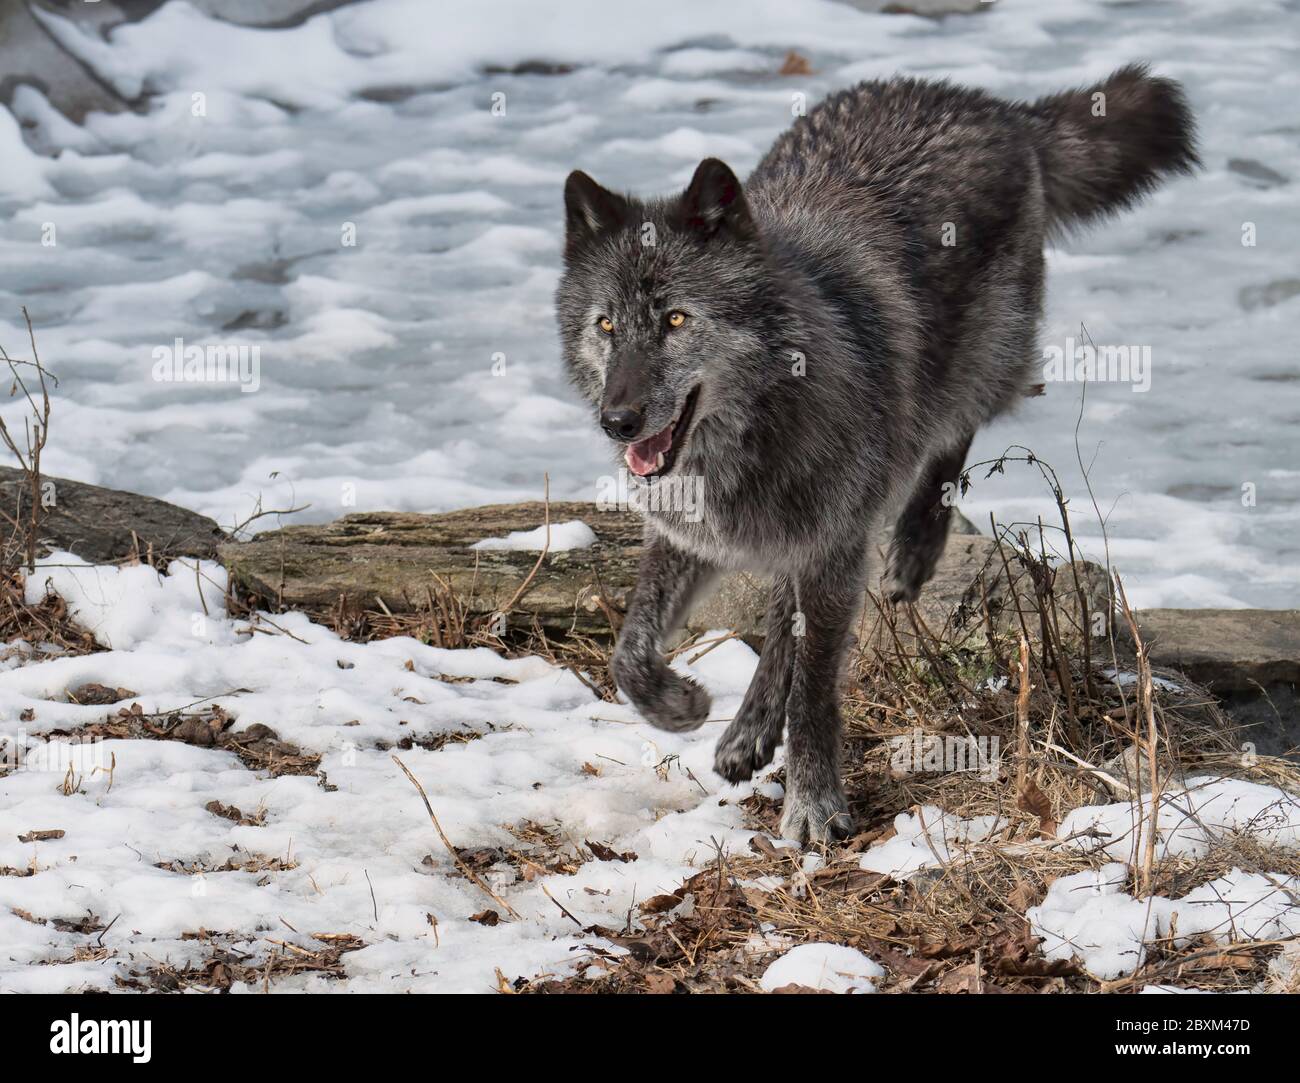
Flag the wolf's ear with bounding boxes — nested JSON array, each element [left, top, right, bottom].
[[564, 171, 630, 259], [676, 158, 754, 242]]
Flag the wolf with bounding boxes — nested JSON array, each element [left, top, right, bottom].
[[555, 65, 1197, 844]]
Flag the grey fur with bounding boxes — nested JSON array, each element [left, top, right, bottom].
[[556, 66, 1198, 845]]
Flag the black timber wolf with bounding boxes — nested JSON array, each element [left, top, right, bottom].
[[556, 65, 1197, 844]]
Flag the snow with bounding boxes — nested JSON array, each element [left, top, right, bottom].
[[32, 0, 920, 108], [759, 942, 883, 993], [1140, 985, 1217, 994], [24, 553, 235, 652], [859, 806, 1004, 878], [1028, 865, 1300, 981], [1057, 777, 1300, 863], [847, 780, 1300, 983], [1103, 667, 1184, 693], [0, 102, 51, 202], [0, 556, 772, 992], [471, 520, 597, 552], [843, 780, 1300, 984], [0, 0, 1293, 607], [1027, 864, 1176, 981]]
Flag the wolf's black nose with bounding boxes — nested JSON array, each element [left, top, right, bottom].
[[600, 407, 643, 441]]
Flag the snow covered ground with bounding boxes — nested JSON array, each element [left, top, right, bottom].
[[0, 553, 772, 991], [3, 553, 1298, 992], [0, 0, 1297, 608], [865, 783, 1300, 983]]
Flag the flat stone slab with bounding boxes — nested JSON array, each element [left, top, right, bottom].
[[1131, 608, 1300, 693], [1, 467, 225, 564]]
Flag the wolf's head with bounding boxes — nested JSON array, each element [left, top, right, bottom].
[[555, 159, 770, 480]]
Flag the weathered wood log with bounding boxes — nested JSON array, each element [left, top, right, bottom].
[[218, 500, 1110, 647], [220, 502, 643, 638]]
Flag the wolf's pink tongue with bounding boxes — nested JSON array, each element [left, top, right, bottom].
[[625, 425, 673, 477]]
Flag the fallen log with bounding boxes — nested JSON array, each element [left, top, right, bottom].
[[218, 501, 1109, 647]]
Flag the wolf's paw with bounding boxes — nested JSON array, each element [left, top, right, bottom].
[[883, 551, 929, 605], [779, 783, 852, 847], [884, 580, 921, 605], [639, 673, 712, 733], [614, 651, 712, 733], [616, 663, 712, 733], [713, 715, 782, 784]]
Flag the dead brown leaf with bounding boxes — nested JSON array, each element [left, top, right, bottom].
[[937, 961, 982, 994], [779, 50, 813, 76], [1017, 776, 1057, 838], [586, 839, 637, 863]]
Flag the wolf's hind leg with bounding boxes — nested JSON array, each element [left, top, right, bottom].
[[612, 532, 717, 732], [713, 573, 795, 783], [884, 433, 974, 604]]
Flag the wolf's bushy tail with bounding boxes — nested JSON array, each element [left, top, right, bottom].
[[1031, 64, 1199, 230]]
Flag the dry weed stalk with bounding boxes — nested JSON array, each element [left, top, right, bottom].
[[0, 309, 54, 572]]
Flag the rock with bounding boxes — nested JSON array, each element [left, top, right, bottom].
[[1219, 683, 1300, 760], [0, 466, 226, 563], [220, 500, 1297, 752], [1, 2, 134, 124], [1121, 609, 1300, 761], [1101, 743, 1189, 794], [178, 1, 361, 29], [1238, 278, 1300, 312], [3, 1, 364, 129], [687, 570, 770, 640], [837, 0, 991, 15], [1227, 157, 1289, 188], [171, 714, 220, 747], [67, 682, 138, 705], [1126, 609, 1299, 693], [221, 499, 1104, 648]]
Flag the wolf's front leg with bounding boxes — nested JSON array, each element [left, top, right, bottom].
[[713, 573, 794, 782], [611, 532, 716, 732], [779, 545, 865, 845], [884, 433, 973, 603]]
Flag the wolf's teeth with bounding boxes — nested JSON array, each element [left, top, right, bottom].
[[655, 452, 665, 471]]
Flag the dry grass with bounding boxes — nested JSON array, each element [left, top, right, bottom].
[[7, 510, 1294, 993], [35, 703, 322, 778], [115, 932, 367, 992], [0, 309, 53, 574], [0, 570, 99, 661], [516, 622, 1299, 993], [515, 507, 1300, 994]]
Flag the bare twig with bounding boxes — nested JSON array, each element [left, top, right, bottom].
[[498, 473, 551, 618], [392, 755, 520, 919]]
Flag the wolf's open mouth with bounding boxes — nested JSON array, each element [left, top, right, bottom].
[[624, 385, 701, 479]]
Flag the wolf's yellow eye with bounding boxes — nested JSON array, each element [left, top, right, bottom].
[[666, 311, 687, 328], [598, 316, 615, 334]]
